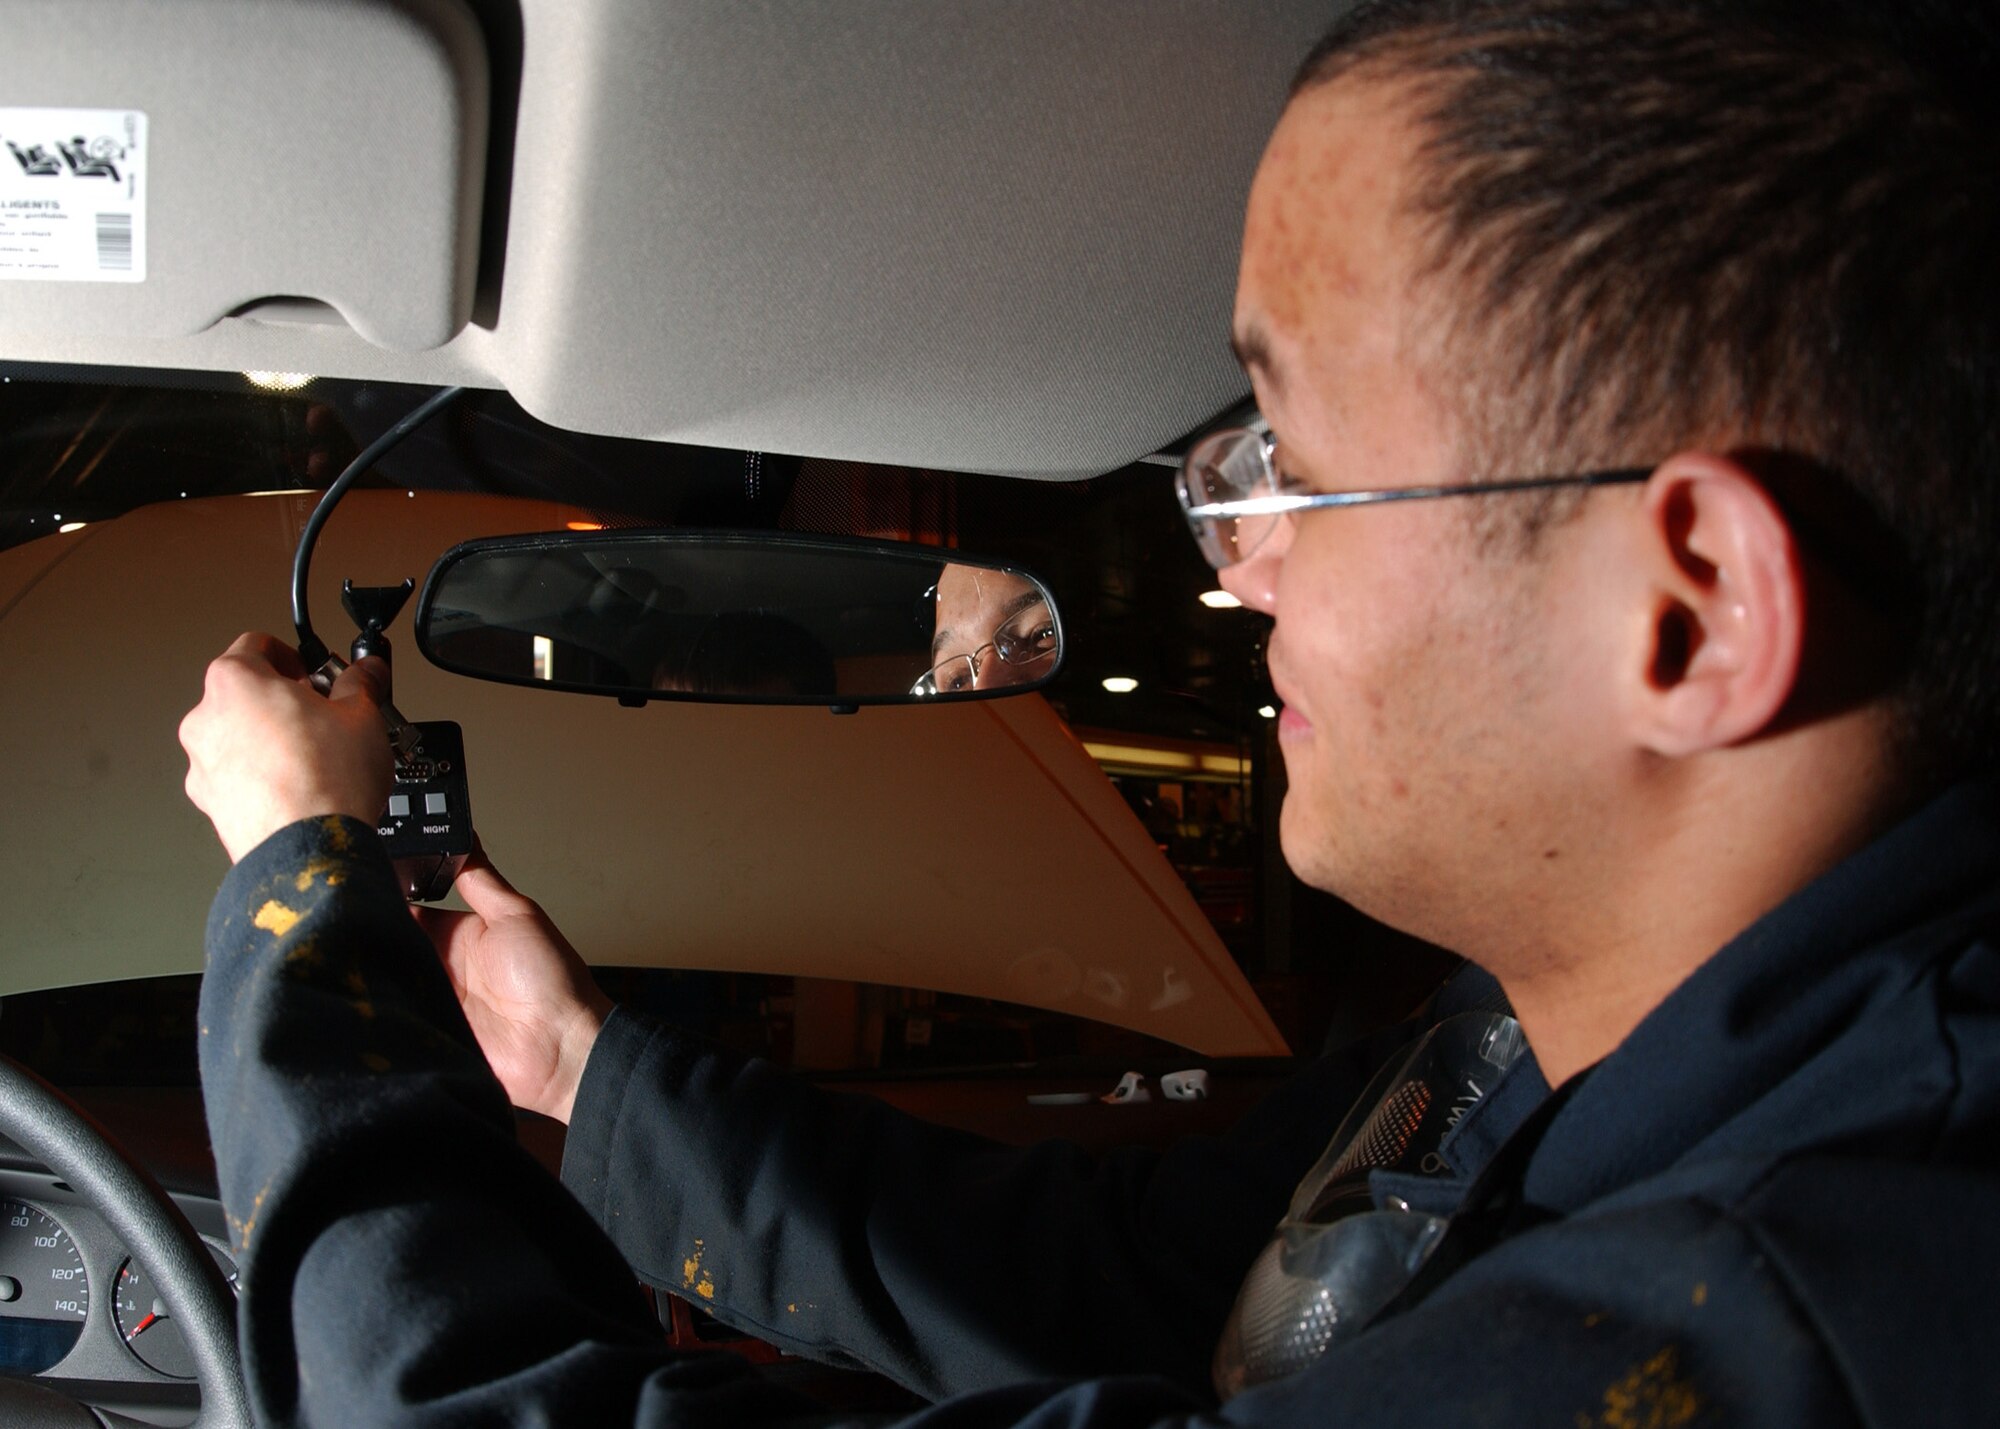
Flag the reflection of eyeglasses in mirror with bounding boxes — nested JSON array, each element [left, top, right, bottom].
[[915, 600, 1057, 695]]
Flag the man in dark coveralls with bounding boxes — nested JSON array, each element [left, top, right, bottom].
[[180, 1, 2000, 1425]]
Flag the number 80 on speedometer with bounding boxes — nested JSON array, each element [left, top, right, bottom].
[[0, 1196, 89, 1375]]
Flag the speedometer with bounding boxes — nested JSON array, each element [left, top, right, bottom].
[[0, 1197, 89, 1374]]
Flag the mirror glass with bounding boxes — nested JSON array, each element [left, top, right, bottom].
[[415, 531, 1064, 706]]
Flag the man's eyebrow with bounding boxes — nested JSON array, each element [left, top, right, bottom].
[[1230, 324, 1278, 390], [998, 587, 1045, 623]]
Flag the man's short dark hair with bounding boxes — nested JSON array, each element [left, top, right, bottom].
[[1294, 0, 2000, 785]]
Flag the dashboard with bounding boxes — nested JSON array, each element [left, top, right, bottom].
[[0, 1165, 225, 1427]]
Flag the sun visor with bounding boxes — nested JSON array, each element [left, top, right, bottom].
[[489, 0, 1325, 475], [0, 1, 1339, 479], [0, 492, 1288, 1058], [0, 0, 486, 351]]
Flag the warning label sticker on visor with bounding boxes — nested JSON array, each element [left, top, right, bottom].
[[0, 108, 147, 283]]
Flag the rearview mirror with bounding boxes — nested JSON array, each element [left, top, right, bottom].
[[414, 530, 1065, 708]]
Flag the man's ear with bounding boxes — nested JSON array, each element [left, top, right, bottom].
[[1632, 452, 1806, 757]]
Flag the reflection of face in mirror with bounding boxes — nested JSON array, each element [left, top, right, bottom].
[[923, 564, 1057, 694]]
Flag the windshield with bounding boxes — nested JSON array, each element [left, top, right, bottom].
[[0, 364, 1455, 1076]]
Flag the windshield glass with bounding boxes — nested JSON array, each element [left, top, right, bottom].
[[0, 363, 1455, 1078]]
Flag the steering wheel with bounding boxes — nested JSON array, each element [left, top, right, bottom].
[[0, 1057, 250, 1429]]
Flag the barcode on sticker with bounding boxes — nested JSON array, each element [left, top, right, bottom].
[[95, 212, 132, 271]]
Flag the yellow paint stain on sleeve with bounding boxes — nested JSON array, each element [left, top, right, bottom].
[[295, 858, 349, 892], [1587, 1346, 1702, 1429], [234, 1184, 271, 1250], [681, 1239, 718, 1300], [320, 817, 352, 851], [284, 940, 322, 971], [1691, 1282, 1708, 1307], [253, 901, 303, 937]]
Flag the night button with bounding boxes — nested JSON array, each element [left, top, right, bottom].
[[424, 793, 448, 816]]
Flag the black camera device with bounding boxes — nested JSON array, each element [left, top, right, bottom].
[[312, 579, 473, 903], [378, 719, 472, 902]]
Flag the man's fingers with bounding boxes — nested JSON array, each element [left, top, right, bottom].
[[416, 906, 479, 998], [221, 631, 280, 660], [221, 631, 307, 680], [183, 632, 396, 863], [413, 902, 472, 948], [451, 850, 538, 921], [330, 655, 388, 709]]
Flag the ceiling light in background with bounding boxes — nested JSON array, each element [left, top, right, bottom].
[[1199, 590, 1242, 609], [1258, 705, 1277, 719], [243, 371, 316, 393], [57, 522, 87, 534], [1101, 676, 1139, 694]]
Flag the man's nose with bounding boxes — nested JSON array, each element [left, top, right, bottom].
[[1217, 527, 1287, 614], [975, 656, 1016, 692]]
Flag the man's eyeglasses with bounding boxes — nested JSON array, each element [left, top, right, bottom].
[[916, 600, 1058, 695], [1175, 426, 1653, 570]]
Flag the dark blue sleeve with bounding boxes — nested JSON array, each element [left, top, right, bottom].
[[197, 818, 1859, 1428], [198, 817, 819, 1427], [199, 818, 1247, 1427], [558, 1010, 1406, 1402]]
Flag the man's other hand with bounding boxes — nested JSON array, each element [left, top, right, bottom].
[[180, 633, 394, 863], [415, 851, 612, 1123]]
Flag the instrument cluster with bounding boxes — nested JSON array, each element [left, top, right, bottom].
[[0, 1167, 231, 1407]]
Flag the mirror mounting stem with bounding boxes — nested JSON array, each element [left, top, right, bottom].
[[291, 385, 463, 673], [343, 578, 416, 664]]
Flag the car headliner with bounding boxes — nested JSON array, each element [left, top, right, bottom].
[[0, 0, 1342, 477]]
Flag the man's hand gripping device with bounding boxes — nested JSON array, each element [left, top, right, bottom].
[[292, 386, 472, 901]]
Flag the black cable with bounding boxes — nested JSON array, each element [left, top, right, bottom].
[[291, 385, 464, 669]]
